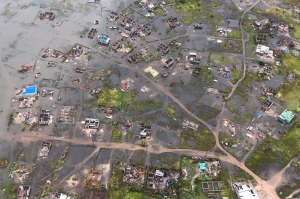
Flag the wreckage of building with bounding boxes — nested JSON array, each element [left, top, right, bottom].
[[82, 118, 100, 129], [139, 25, 151, 36], [182, 119, 199, 131], [41, 90, 54, 97], [140, 124, 152, 138], [128, 53, 142, 64], [123, 165, 145, 184], [194, 23, 203, 30], [39, 141, 52, 159], [112, 40, 122, 52], [139, 47, 150, 55], [157, 43, 170, 54], [39, 12, 55, 20], [167, 16, 180, 28], [188, 53, 201, 64], [58, 106, 75, 123], [105, 108, 114, 119], [39, 110, 53, 125], [107, 11, 119, 22], [75, 67, 85, 73], [88, 28, 97, 39], [256, 33, 267, 43], [121, 17, 135, 28], [164, 57, 174, 69], [71, 45, 83, 57], [18, 97, 35, 109], [18, 64, 33, 73], [207, 88, 219, 95], [17, 185, 31, 199], [97, 34, 110, 45], [261, 100, 273, 111]]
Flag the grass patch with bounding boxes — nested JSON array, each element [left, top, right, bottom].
[[1, 4, 10, 16], [282, 53, 300, 75], [153, 7, 166, 15], [125, 131, 135, 143], [179, 124, 215, 151], [228, 30, 242, 39], [165, 104, 176, 118], [1, 183, 17, 199], [283, 0, 300, 6], [98, 89, 135, 110], [246, 121, 300, 175], [187, 103, 220, 122], [111, 124, 122, 142], [276, 80, 300, 112], [0, 158, 8, 168], [151, 153, 181, 170], [230, 69, 243, 84], [245, 42, 256, 57], [131, 100, 163, 115], [210, 54, 231, 65], [142, 52, 161, 63]]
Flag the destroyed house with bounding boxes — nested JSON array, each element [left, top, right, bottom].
[[39, 110, 52, 125], [182, 119, 199, 131], [18, 185, 31, 199], [207, 88, 219, 95], [128, 53, 142, 64], [41, 90, 54, 97], [147, 2, 158, 12], [112, 40, 122, 52], [107, 11, 119, 22], [164, 57, 174, 69], [105, 108, 114, 119], [261, 100, 273, 111], [256, 33, 267, 43], [157, 43, 170, 54], [139, 25, 151, 36], [294, 6, 300, 17], [39, 141, 52, 158], [194, 23, 203, 30], [167, 16, 180, 28], [233, 183, 259, 199], [121, 18, 135, 28], [261, 87, 274, 96], [140, 124, 151, 138], [71, 45, 83, 57], [83, 118, 100, 129], [169, 40, 182, 48], [97, 34, 110, 45], [138, 47, 150, 55], [39, 12, 55, 20], [188, 53, 201, 64], [278, 109, 295, 124], [88, 28, 97, 39]]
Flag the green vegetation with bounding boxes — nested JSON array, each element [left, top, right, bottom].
[[187, 103, 220, 122], [125, 131, 135, 143], [283, 0, 300, 6], [98, 89, 135, 110], [230, 69, 243, 84], [179, 125, 215, 151], [140, 140, 148, 147], [111, 124, 122, 142], [165, 104, 176, 118], [0, 158, 8, 168], [219, 132, 239, 146], [246, 121, 300, 175], [228, 30, 242, 39], [142, 52, 161, 63], [277, 80, 300, 111], [130, 100, 163, 114], [210, 54, 231, 65], [1, 183, 17, 199], [153, 7, 165, 15], [282, 53, 300, 75], [294, 26, 300, 40], [7, 112, 14, 129], [1, 4, 10, 16]]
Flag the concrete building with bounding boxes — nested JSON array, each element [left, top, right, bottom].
[[278, 109, 295, 124], [233, 183, 260, 199], [255, 44, 269, 54]]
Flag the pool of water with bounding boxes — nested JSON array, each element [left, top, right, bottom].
[[22, 85, 37, 96]]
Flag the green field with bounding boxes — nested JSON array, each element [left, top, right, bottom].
[[246, 121, 300, 175]]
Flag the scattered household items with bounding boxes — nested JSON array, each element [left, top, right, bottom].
[[94, 20, 99, 25], [163, 57, 174, 69], [222, 119, 236, 135], [107, 11, 119, 22], [145, 13, 155, 18], [169, 40, 182, 48], [17, 185, 31, 199], [84, 170, 103, 189], [157, 43, 170, 54], [35, 73, 41, 78], [75, 67, 85, 73], [18, 63, 33, 73], [14, 111, 38, 125], [39, 12, 55, 20], [58, 106, 75, 123], [17, 96, 35, 109], [261, 87, 274, 97], [104, 108, 114, 119], [141, 85, 149, 92], [91, 87, 101, 96], [79, 83, 90, 90], [233, 183, 259, 199], [39, 110, 53, 125], [207, 88, 219, 95], [144, 66, 159, 78], [88, 28, 97, 39], [71, 45, 83, 57], [123, 123, 132, 131], [167, 16, 180, 28], [41, 90, 54, 97], [182, 119, 199, 131], [123, 165, 145, 184], [72, 78, 80, 85], [47, 61, 56, 67], [82, 118, 100, 129], [258, 65, 273, 78], [121, 78, 134, 91], [188, 53, 201, 64], [194, 22, 203, 30], [218, 67, 231, 78], [97, 34, 110, 45], [261, 100, 273, 111], [277, 109, 295, 124], [41, 48, 67, 62], [39, 141, 52, 158]]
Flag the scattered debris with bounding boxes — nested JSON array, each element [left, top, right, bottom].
[[141, 85, 149, 92], [112, 40, 122, 52], [39, 12, 55, 20], [182, 119, 199, 131], [123, 165, 144, 184], [121, 78, 134, 90], [163, 57, 174, 69], [58, 106, 75, 123], [17, 185, 31, 199], [71, 45, 83, 57], [194, 22, 203, 30], [157, 43, 170, 54], [167, 16, 180, 28], [39, 141, 52, 158], [104, 108, 114, 119], [41, 90, 54, 97], [75, 67, 85, 73], [261, 100, 273, 111], [187, 53, 201, 64], [79, 83, 90, 90], [82, 118, 100, 129], [47, 61, 56, 67], [39, 110, 53, 125], [140, 123, 152, 138], [72, 79, 80, 85], [144, 66, 159, 77], [18, 63, 33, 73], [207, 88, 219, 95], [107, 11, 119, 22], [218, 67, 231, 78], [217, 27, 228, 37], [41, 49, 67, 62]]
